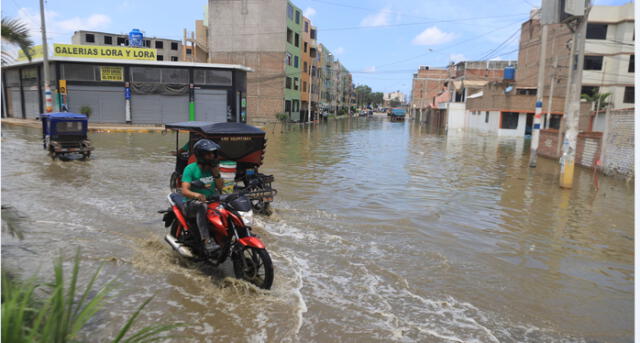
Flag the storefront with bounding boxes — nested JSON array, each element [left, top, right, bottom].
[[2, 44, 251, 124]]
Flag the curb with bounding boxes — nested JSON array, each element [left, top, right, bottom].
[[1, 118, 166, 133]]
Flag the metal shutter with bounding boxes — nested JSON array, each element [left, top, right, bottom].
[[131, 94, 189, 124], [23, 89, 39, 119], [195, 89, 228, 123], [67, 86, 125, 123], [9, 88, 21, 117]]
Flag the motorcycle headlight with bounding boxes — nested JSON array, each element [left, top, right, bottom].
[[238, 210, 254, 226]]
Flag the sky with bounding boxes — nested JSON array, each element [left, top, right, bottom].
[[3, 0, 634, 97]]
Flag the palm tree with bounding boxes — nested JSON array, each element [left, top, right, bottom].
[[1, 17, 34, 65], [581, 92, 611, 113]]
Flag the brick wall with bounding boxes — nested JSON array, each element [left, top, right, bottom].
[[538, 129, 561, 158], [602, 108, 634, 178], [210, 51, 285, 123]]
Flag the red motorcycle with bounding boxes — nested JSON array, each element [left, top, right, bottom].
[[160, 180, 274, 289]]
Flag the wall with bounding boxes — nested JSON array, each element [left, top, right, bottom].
[[446, 102, 466, 130], [602, 108, 634, 178], [498, 113, 527, 137], [466, 110, 500, 133]]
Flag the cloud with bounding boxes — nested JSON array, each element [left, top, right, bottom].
[[412, 26, 456, 46], [449, 53, 466, 63], [17, 8, 111, 44], [334, 47, 345, 55], [363, 66, 376, 73], [360, 7, 391, 27], [303, 7, 317, 18], [490, 56, 503, 61]]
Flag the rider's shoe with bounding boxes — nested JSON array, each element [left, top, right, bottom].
[[204, 239, 220, 256]]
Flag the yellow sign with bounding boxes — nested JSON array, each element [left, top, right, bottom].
[[100, 66, 124, 81], [53, 43, 156, 61], [18, 45, 44, 61], [59, 80, 67, 94]]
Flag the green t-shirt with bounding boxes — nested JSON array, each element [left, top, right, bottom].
[[182, 163, 218, 200]]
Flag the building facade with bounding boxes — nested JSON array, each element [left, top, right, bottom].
[[71, 30, 182, 62], [207, 0, 352, 123]]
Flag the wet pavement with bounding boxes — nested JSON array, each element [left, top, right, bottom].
[[1, 117, 634, 342]]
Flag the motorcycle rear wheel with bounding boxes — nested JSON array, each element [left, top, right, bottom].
[[232, 247, 274, 290]]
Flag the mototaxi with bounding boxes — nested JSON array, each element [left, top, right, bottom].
[[40, 112, 94, 160]]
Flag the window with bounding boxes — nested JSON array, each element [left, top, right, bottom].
[[171, 42, 178, 50], [623, 86, 634, 103], [294, 56, 299, 68], [294, 33, 299, 47], [516, 88, 536, 95], [144, 39, 151, 47], [287, 4, 293, 19], [303, 61, 307, 73], [586, 23, 607, 40], [304, 22, 309, 32], [157, 55, 164, 61], [501, 112, 519, 129], [285, 52, 292, 66], [186, 48, 192, 55], [629, 55, 634, 73], [303, 81, 307, 92], [117, 37, 126, 45], [304, 42, 307, 53], [584, 55, 603, 70], [287, 28, 293, 44], [286, 77, 292, 89], [310, 47, 317, 58], [155, 40, 164, 49], [485, 111, 489, 123], [85, 34, 95, 43], [310, 29, 316, 40], [104, 36, 113, 45], [581, 86, 599, 97], [171, 56, 178, 61], [294, 77, 299, 90], [549, 114, 561, 130], [295, 10, 300, 24], [193, 70, 232, 85]]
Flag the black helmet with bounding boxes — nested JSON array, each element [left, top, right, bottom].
[[193, 139, 221, 166]]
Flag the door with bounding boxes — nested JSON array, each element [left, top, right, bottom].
[[68, 85, 125, 123], [131, 94, 189, 124], [195, 89, 227, 123]]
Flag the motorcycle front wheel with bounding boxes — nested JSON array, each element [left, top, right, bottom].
[[232, 247, 274, 290]]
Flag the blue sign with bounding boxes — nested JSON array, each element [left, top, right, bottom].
[[124, 87, 131, 100], [129, 29, 143, 47]]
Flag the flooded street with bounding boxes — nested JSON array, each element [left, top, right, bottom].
[[1, 118, 634, 342]]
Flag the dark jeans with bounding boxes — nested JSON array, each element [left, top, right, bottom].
[[185, 200, 211, 241]]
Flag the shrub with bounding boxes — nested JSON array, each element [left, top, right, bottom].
[[275, 112, 289, 122], [79, 106, 92, 117]]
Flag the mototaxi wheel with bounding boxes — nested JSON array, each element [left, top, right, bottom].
[[232, 247, 273, 290], [169, 171, 179, 192]]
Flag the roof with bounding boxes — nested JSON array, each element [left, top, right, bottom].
[[165, 122, 265, 135], [4, 56, 253, 72], [40, 112, 87, 119]]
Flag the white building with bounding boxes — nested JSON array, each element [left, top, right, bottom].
[[583, 3, 635, 130], [383, 90, 406, 104]]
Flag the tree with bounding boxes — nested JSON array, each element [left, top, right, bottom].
[[389, 99, 401, 107], [1, 17, 34, 65], [368, 92, 383, 107], [355, 85, 372, 107], [581, 92, 611, 113]]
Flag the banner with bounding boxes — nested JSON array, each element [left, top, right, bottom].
[[53, 43, 156, 61], [18, 45, 44, 61], [99, 66, 124, 81]]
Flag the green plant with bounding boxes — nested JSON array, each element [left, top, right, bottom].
[[1, 250, 182, 343], [275, 112, 289, 122], [1, 17, 34, 64], [581, 92, 611, 112], [79, 106, 92, 117]]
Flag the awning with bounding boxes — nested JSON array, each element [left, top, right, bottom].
[[467, 91, 484, 99], [463, 80, 488, 88]]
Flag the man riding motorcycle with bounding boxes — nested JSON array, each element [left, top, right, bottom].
[[180, 139, 225, 255]]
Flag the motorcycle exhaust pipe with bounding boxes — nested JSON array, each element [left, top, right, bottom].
[[164, 234, 194, 258]]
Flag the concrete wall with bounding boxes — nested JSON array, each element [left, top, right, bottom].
[[446, 102, 466, 130], [465, 110, 500, 133], [602, 108, 634, 178], [71, 31, 181, 61], [208, 0, 286, 53]]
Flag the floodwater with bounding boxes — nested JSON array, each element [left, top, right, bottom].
[[1, 117, 634, 342]]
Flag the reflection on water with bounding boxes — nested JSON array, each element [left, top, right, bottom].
[[1, 118, 633, 342]]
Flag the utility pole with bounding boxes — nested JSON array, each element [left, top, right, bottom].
[[529, 22, 549, 167], [39, 0, 53, 113], [559, 2, 591, 188], [308, 62, 312, 123], [545, 56, 558, 129]]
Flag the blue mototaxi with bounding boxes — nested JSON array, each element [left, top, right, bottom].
[[390, 108, 406, 122], [40, 112, 94, 160]]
